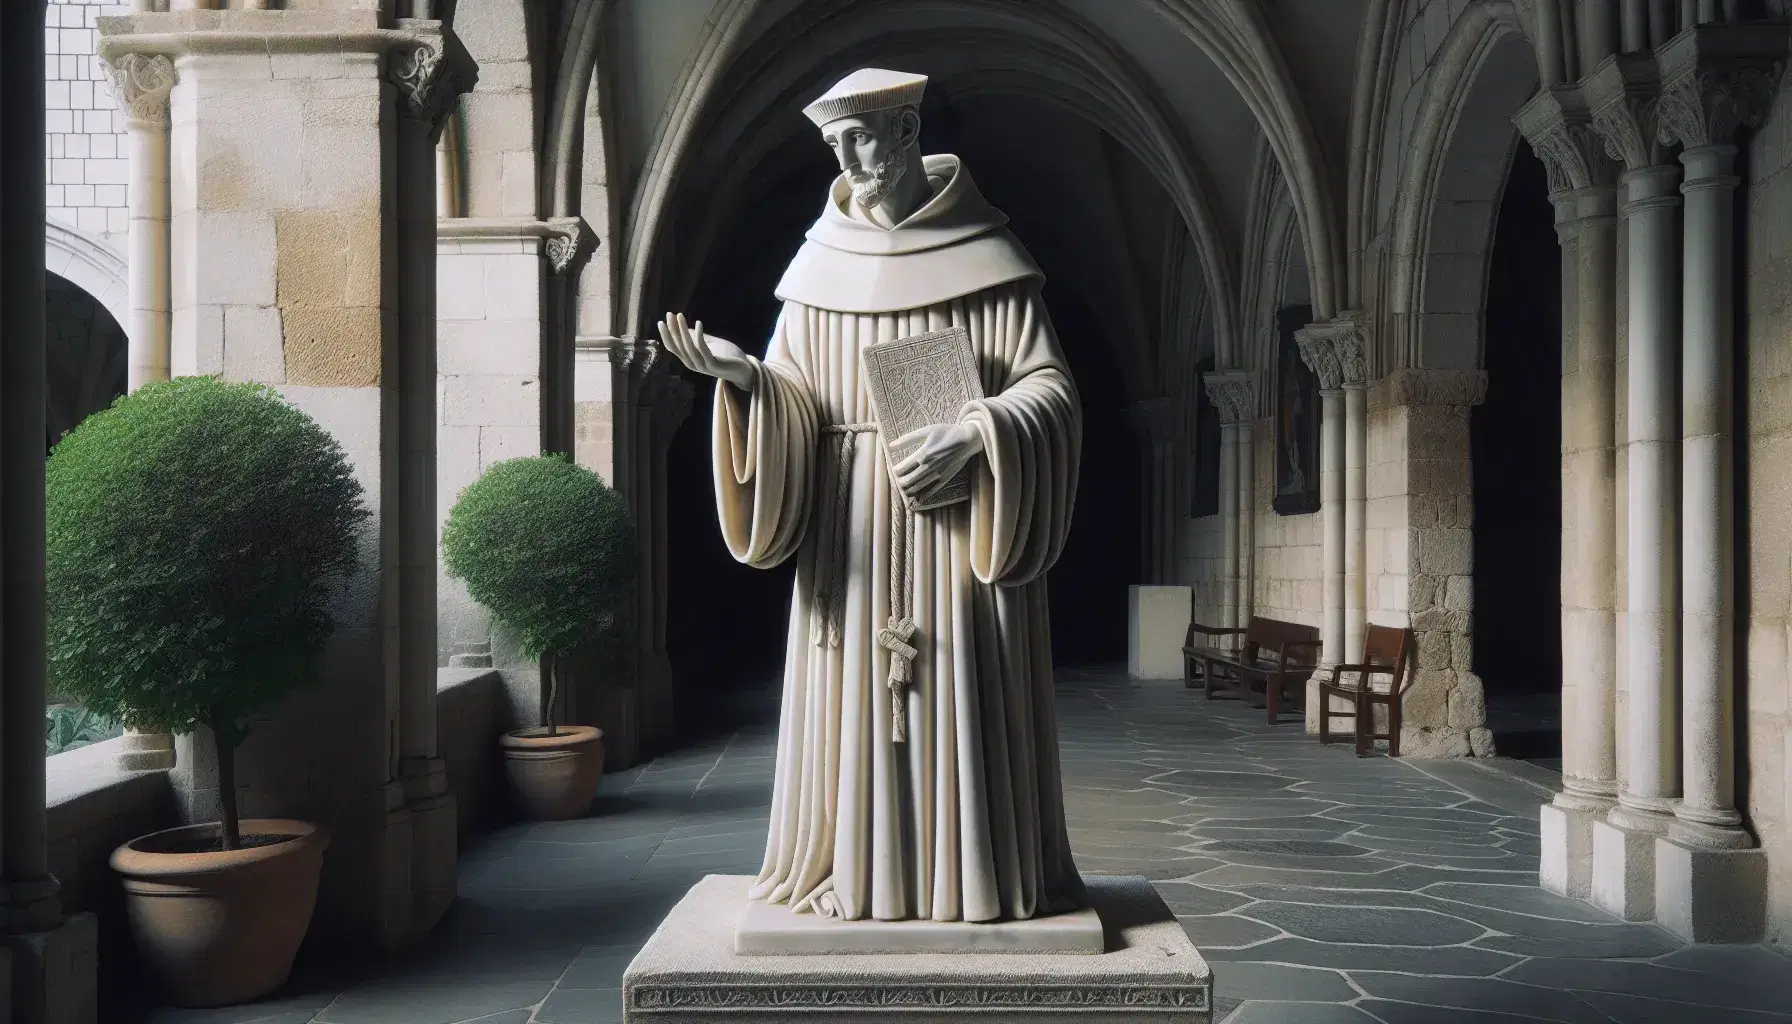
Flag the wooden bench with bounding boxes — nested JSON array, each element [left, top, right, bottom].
[[1317, 624, 1414, 757], [1182, 621, 1243, 689], [1188, 617, 1321, 723]]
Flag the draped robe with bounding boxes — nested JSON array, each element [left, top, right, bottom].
[[711, 155, 1086, 923]]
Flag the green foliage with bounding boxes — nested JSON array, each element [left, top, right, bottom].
[[45, 704, 120, 756], [45, 376, 370, 749], [442, 453, 637, 665]]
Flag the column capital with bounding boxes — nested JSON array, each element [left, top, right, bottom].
[[101, 51, 176, 128], [1584, 52, 1668, 172], [1515, 84, 1619, 193], [1653, 22, 1786, 151], [389, 20, 479, 141], [1294, 310, 1371, 391], [544, 216, 597, 276], [1202, 371, 1256, 424]]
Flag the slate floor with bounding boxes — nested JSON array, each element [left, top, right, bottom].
[[143, 667, 1792, 1024]]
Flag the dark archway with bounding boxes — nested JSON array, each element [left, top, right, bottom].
[[1471, 138, 1562, 765], [664, 92, 1153, 717], [46, 270, 127, 452]]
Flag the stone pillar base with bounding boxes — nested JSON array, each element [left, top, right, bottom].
[[1591, 818, 1660, 921], [1540, 801, 1604, 899], [625, 875, 1211, 1023], [4, 912, 98, 1024], [401, 757, 458, 936], [1654, 837, 1766, 943], [1128, 585, 1191, 680]]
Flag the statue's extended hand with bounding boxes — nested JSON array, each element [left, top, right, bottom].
[[891, 422, 984, 503], [659, 312, 755, 391]]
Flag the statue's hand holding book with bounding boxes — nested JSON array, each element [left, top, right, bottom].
[[862, 326, 987, 510]]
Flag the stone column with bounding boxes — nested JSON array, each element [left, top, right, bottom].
[[1128, 397, 1177, 584], [99, 7, 475, 952], [1517, 85, 1622, 900], [102, 52, 180, 774], [571, 336, 641, 769], [1298, 316, 1370, 730], [1586, 51, 1679, 922], [1237, 387, 1257, 626], [3, 0, 101, 1018], [1648, 26, 1779, 941], [392, 29, 477, 941], [104, 54, 176, 391], [1205, 372, 1255, 639], [614, 338, 680, 755]]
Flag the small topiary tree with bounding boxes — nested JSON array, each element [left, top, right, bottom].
[[47, 376, 369, 851], [442, 453, 636, 736]]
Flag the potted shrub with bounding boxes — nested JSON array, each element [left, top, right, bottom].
[[46, 376, 369, 1008], [443, 453, 636, 821]]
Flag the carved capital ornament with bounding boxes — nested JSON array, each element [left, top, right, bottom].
[[544, 217, 597, 275], [1202, 371, 1256, 424], [1652, 21, 1787, 151], [389, 29, 477, 140], [1294, 310, 1372, 391], [1514, 86, 1617, 193], [102, 52, 176, 128]]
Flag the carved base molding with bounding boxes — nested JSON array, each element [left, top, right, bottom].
[[623, 874, 1212, 1022]]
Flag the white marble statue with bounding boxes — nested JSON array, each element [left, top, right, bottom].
[[659, 68, 1086, 924]]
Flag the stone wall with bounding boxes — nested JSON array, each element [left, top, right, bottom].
[[1744, 92, 1792, 950], [46, 0, 131, 252], [1368, 369, 1492, 758], [435, 228, 545, 664], [1180, 514, 1225, 628], [1250, 420, 1323, 627]]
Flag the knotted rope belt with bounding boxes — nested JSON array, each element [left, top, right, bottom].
[[812, 423, 920, 743]]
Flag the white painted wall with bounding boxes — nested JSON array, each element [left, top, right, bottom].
[[45, 1, 132, 254]]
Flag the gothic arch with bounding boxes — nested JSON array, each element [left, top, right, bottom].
[[1239, 141, 1302, 418], [1146, 0, 1345, 322], [44, 222, 128, 342], [1386, 1, 1540, 372], [609, 0, 1243, 369]]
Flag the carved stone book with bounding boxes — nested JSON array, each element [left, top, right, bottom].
[[862, 326, 986, 511]]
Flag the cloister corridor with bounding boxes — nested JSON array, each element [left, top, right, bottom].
[[134, 669, 1792, 1024]]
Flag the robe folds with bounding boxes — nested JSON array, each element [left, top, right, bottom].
[[713, 277, 1087, 924]]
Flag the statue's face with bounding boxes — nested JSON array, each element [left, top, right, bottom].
[[822, 109, 916, 211]]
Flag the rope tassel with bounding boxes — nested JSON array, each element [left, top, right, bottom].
[[878, 615, 917, 743]]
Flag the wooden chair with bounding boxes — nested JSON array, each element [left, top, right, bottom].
[[1317, 624, 1414, 757], [1182, 621, 1242, 689], [1192, 617, 1321, 723]]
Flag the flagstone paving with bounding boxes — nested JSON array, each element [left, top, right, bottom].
[[143, 667, 1792, 1023]]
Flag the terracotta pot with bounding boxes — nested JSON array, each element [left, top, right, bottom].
[[500, 724, 605, 820], [110, 819, 327, 1008]]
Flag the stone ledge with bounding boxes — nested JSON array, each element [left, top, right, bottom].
[[624, 874, 1212, 1023]]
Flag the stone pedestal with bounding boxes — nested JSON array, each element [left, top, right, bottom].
[[1128, 585, 1191, 680], [1539, 801, 1602, 899], [1590, 818, 1659, 921], [1653, 837, 1767, 943], [625, 875, 1211, 1023]]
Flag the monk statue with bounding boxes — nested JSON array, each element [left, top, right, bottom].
[[659, 68, 1086, 925]]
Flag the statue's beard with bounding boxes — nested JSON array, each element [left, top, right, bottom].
[[849, 148, 908, 210]]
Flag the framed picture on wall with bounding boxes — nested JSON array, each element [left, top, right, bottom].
[[1273, 304, 1320, 516], [1191, 355, 1220, 517]]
